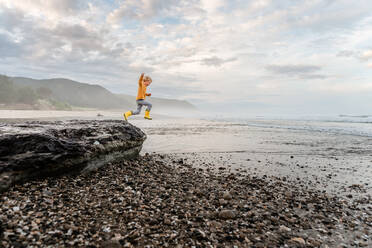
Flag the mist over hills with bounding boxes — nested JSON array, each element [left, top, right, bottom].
[[11, 77, 130, 109], [117, 94, 197, 112], [6, 76, 197, 112]]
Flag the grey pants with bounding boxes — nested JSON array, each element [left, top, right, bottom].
[[131, 99, 152, 115]]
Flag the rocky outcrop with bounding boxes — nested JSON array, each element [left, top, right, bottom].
[[0, 120, 146, 192]]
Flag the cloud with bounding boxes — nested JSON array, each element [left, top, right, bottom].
[[336, 50, 356, 58], [360, 50, 372, 61], [151, 85, 210, 100], [19, 23, 110, 61], [146, 55, 237, 69], [200, 56, 237, 67], [336, 49, 372, 63], [265, 64, 327, 79], [0, 0, 87, 24], [1, 0, 372, 114], [311, 82, 372, 93], [0, 1, 116, 60], [107, 0, 179, 23], [266, 65, 321, 75], [0, 33, 22, 57], [269, 0, 372, 33], [0, 4, 132, 63], [52, 23, 107, 53], [0, 4, 25, 31], [1, 0, 84, 14]]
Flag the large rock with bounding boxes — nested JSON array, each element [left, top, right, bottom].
[[0, 120, 146, 192]]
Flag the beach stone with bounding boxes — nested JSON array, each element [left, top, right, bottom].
[[0, 220, 3, 237], [222, 191, 232, 200], [219, 199, 227, 205], [279, 225, 291, 232], [289, 237, 306, 246], [218, 210, 236, 219], [209, 220, 222, 231], [0, 120, 146, 192], [192, 229, 207, 240], [164, 219, 171, 225], [101, 240, 121, 248]]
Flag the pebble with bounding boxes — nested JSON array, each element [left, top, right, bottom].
[[222, 191, 232, 200], [0, 154, 370, 247], [289, 237, 306, 245], [279, 225, 291, 232], [218, 210, 236, 219]]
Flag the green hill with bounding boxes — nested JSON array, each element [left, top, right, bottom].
[[1, 75, 197, 112], [10, 77, 131, 109]]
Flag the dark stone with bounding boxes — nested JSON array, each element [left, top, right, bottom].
[[218, 210, 236, 219], [100, 240, 121, 248], [0, 120, 146, 192], [0, 219, 3, 238]]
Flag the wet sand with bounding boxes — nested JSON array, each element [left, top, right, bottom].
[[134, 119, 372, 198]]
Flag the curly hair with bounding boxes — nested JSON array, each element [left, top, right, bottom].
[[143, 76, 152, 83]]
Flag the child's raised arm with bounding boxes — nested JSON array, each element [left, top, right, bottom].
[[138, 73, 144, 85]]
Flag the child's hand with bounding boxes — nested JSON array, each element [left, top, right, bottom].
[[146, 93, 152, 97]]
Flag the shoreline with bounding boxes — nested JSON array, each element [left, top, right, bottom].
[[1, 154, 371, 247], [162, 151, 372, 199]]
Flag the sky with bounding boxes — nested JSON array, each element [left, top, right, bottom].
[[0, 0, 372, 116]]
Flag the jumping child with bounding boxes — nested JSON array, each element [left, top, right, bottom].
[[124, 73, 153, 120]]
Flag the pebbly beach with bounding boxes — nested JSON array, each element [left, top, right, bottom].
[[0, 116, 371, 247]]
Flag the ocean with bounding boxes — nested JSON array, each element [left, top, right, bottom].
[[1, 110, 371, 137], [215, 115, 372, 138]]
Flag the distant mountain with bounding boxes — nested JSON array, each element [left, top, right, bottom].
[[117, 94, 198, 112], [9, 76, 197, 111], [11, 77, 131, 109]]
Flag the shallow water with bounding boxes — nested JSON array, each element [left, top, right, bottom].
[[132, 118, 372, 197], [232, 116, 372, 137]]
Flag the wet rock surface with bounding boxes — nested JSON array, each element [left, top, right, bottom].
[[1, 154, 371, 247], [0, 120, 146, 192]]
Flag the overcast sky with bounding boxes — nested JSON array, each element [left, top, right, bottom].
[[0, 0, 371, 115]]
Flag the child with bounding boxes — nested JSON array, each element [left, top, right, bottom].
[[124, 73, 153, 120]]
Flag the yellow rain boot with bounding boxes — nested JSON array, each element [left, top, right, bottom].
[[124, 111, 132, 121], [144, 110, 152, 120]]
